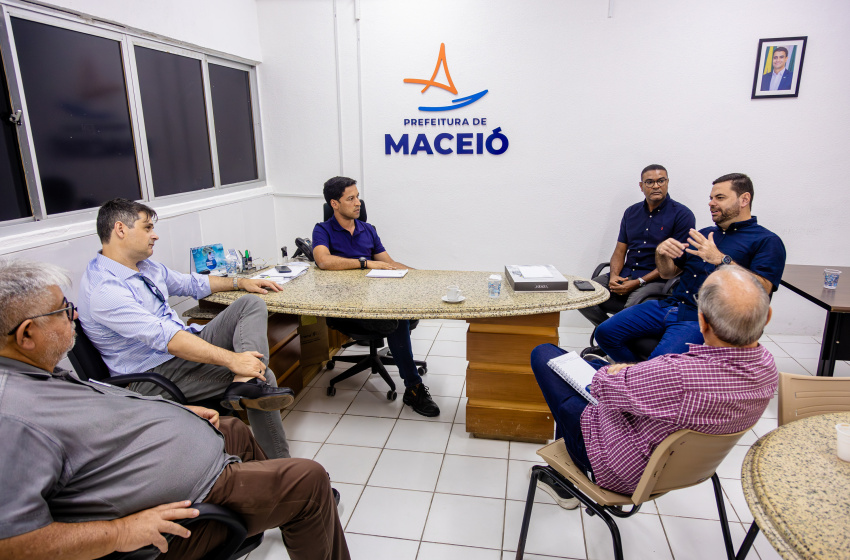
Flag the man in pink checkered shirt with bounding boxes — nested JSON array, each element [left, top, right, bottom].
[[531, 265, 777, 508]]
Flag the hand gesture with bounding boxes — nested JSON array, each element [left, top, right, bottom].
[[228, 350, 267, 381], [684, 229, 723, 265], [608, 274, 627, 287], [113, 501, 198, 554], [367, 260, 396, 270], [656, 238, 688, 260], [609, 279, 638, 295], [239, 278, 282, 294], [185, 406, 220, 429]]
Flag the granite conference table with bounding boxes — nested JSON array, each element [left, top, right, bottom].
[[741, 412, 850, 559], [201, 266, 608, 442], [780, 265, 850, 376]]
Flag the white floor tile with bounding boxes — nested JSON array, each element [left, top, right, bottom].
[[399, 395, 459, 423], [833, 360, 850, 377], [313, 368, 370, 391], [759, 341, 788, 358], [386, 419, 452, 453], [502, 499, 586, 558], [246, 528, 289, 560], [751, 417, 778, 438], [654, 479, 738, 521], [314, 444, 381, 485], [558, 326, 594, 334], [722, 480, 754, 524], [346, 389, 404, 418], [286, 440, 322, 460], [761, 394, 778, 419], [423, 493, 505, 549], [509, 441, 549, 462], [422, 355, 469, 376], [754, 526, 784, 560], [793, 358, 818, 375], [412, 338, 435, 357], [281, 411, 341, 442], [772, 357, 811, 377], [344, 533, 419, 560], [775, 342, 821, 360], [716, 445, 751, 480], [446, 423, 510, 459], [436, 327, 468, 341], [293, 386, 357, 414], [505, 461, 556, 505], [346, 486, 433, 540], [429, 340, 467, 358], [661, 515, 747, 560], [559, 332, 593, 348], [455, 398, 468, 424], [767, 334, 819, 344], [411, 325, 441, 340], [584, 512, 672, 560], [326, 415, 396, 447], [363, 368, 404, 393], [736, 429, 759, 447], [420, 375, 465, 398], [417, 541, 500, 560], [333, 482, 364, 529], [436, 454, 508, 499], [439, 320, 469, 328], [368, 448, 445, 492]]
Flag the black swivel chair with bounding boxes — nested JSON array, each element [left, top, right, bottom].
[[319, 200, 427, 400], [68, 321, 263, 560], [582, 262, 680, 361], [68, 319, 227, 412]]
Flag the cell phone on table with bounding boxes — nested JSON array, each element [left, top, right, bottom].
[[574, 280, 595, 291], [275, 265, 291, 273]]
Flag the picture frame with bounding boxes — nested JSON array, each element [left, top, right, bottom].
[[751, 36, 807, 99]]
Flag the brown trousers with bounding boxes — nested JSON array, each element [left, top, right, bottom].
[[159, 417, 350, 560]]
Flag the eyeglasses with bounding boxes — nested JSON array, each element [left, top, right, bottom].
[[643, 177, 669, 187], [140, 275, 165, 303], [7, 297, 76, 336]]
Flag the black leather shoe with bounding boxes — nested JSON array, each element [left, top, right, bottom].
[[221, 379, 295, 411], [402, 383, 440, 417]]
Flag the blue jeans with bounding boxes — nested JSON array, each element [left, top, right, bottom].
[[595, 300, 704, 363], [385, 320, 422, 388], [531, 343, 596, 475]]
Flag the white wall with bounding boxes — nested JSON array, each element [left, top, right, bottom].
[[259, 0, 849, 334]]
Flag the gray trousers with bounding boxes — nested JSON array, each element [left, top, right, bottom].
[[578, 273, 667, 328], [131, 295, 290, 459]]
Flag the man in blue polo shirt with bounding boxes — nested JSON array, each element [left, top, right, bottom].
[[579, 164, 695, 327], [596, 172, 786, 363], [312, 176, 440, 417]]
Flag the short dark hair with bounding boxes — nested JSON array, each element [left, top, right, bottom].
[[640, 164, 667, 178], [712, 173, 754, 208], [96, 198, 157, 244], [774, 47, 788, 57], [323, 177, 357, 205]]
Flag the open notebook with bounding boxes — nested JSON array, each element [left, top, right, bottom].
[[547, 351, 598, 405]]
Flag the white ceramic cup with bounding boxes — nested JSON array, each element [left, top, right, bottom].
[[836, 423, 850, 462], [446, 285, 462, 301]]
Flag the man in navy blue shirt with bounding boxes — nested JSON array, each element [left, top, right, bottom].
[[312, 177, 440, 417], [596, 173, 786, 363], [579, 164, 695, 327]]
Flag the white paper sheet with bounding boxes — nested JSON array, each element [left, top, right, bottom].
[[366, 269, 409, 278], [518, 265, 553, 278]]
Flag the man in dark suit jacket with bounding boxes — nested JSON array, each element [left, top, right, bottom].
[[761, 47, 793, 91]]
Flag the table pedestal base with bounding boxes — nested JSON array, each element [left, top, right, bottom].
[[465, 312, 558, 442]]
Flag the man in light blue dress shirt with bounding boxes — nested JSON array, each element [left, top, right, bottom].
[[78, 198, 294, 459]]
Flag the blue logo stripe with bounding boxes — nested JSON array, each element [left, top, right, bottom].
[[418, 89, 488, 112]]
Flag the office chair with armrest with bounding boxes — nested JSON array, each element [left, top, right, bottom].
[[582, 262, 680, 361], [68, 319, 228, 413], [735, 372, 850, 559], [98, 503, 263, 560], [319, 199, 426, 399], [517, 427, 751, 560]]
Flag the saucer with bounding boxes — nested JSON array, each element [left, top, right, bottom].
[[442, 295, 466, 303]]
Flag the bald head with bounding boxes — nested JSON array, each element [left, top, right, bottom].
[[697, 265, 770, 346]]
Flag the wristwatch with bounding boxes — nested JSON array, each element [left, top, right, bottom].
[[359, 257, 367, 269], [232, 277, 239, 290], [638, 277, 646, 287], [719, 254, 733, 266]]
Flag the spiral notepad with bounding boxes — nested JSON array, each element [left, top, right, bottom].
[[547, 351, 599, 405]]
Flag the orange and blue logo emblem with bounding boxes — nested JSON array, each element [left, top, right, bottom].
[[404, 43, 488, 112]]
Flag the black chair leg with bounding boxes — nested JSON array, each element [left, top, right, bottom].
[[711, 474, 738, 560], [735, 522, 760, 560], [516, 466, 542, 559], [328, 354, 373, 390]]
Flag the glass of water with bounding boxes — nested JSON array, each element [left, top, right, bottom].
[[824, 269, 841, 290]]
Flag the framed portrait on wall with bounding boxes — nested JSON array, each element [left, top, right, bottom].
[[751, 36, 807, 99]]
